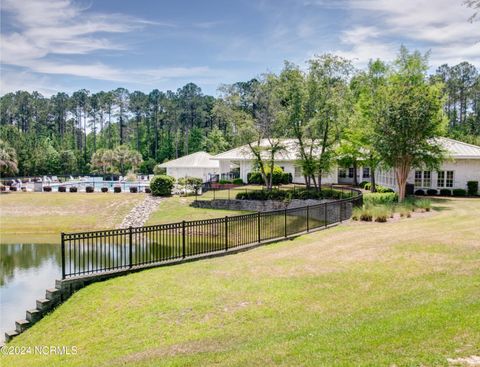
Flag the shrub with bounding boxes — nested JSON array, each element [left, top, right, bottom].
[[372, 207, 389, 222], [150, 175, 175, 196], [58, 186, 67, 192], [114, 186, 122, 193], [129, 186, 138, 193], [364, 182, 371, 190], [359, 209, 373, 222], [414, 189, 425, 196], [452, 188, 467, 197], [235, 188, 351, 201], [85, 186, 94, 193], [153, 165, 166, 175], [247, 166, 292, 185], [232, 178, 244, 185], [69, 187, 78, 193], [43, 186, 52, 192], [364, 192, 398, 205], [219, 179, 232, 184], [101, 187, 108, 193], [439, 188, 451, 196], [178, 177, 203, 187], [0, 185, 5, 192], [426, 189, 438, 196], [467, 181, 478, 196], [415, 199, 431, 212], [376, 185, 394, 193], [359, 181, 370, 189], [145, 187, 151, 194], [9, 186, 17, 191]]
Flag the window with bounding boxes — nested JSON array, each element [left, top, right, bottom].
[[423, 171, 431, 187], [348, 167, 354, 178], [339, 169, 346, 178], [294, 165, 302, 177], [415, 170, 422, 187], [446, 171, 454, 187], [437, 171, 445, 187], [362, 167, 370, 178]]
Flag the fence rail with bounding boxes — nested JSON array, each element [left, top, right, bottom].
[[61, 186, 362, 279]]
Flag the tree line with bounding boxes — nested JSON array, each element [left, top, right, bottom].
[[0, 49, 479, 197]]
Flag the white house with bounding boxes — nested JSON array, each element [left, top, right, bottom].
[[158, 151, 220, 182], [211, 137, 480, 192], [374, 137, 480, 193]]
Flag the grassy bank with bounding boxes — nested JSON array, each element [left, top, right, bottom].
[[2, 198, 479, 366], [0, 192, 144, 244]]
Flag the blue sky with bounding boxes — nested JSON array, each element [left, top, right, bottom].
[[1, 0, 479, 96]]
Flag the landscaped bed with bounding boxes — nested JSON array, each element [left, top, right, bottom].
[[2, 198, 479, 366]]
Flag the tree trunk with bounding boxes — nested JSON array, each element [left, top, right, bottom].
[[353, 160, 358, 186], [370, 167, 377, 193], [395, 160, 411, 202]]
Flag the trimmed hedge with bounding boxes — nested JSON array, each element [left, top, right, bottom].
[[101, 187, 108, 193], [359, 181, 370, 189], [467, 181, 478, 196], [364, 183, 394, 193], [150, 175, 175, 196], [452, 188, 467, 197], [114, 186, 122, 193], [69, 187, 78, 193], [364, 192, 398, 205], [58, 186, 67, 192], [236, 188, 353, 201], [426, 189, 438, 196], [219, 179, 232, 184], [232, 178, 244, 185], [247, 169, 292, 185], [129, 186, 138, 193], [86, 186, 94, 193], [439, 188, 451, 196], [414, 189, 425, 196]]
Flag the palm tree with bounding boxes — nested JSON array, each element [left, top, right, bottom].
[[0, 140, 18, 176]]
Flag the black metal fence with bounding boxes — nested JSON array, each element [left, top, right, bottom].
[[61, 187, 362, 279]]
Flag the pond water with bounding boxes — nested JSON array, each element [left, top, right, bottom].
[[0, 244, 61, 341]]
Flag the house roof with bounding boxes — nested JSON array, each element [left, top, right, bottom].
[[159, 151, 220, 168], [211, 137, 480, 162], [436, 137, 480, 159]]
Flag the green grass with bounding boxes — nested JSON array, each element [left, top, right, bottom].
[[0, 192, 144, 244], [2, 198, 479, 366]]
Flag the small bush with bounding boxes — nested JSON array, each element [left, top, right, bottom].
[[86, 186, 94, 193], [232, 178, 244, 185], [58, 186, 67, 192], [150, 175, 175, 196], [414, 189, 425, 196], [439, 188, 451, 196], [426, 189, 437, 196], [372, 206, 389, 222], [360, 210, 373, 222], [69, 187, 78, 193], [145, 187, 151, 194], [364, 182, 371, 190], [364, 192, 398, 205], [0, 185, 6, 192], [452, 188, 467, 197], [114, 186, 122, 193], [247, 166, 292, 185], [101, 187, 108, 193], [375, 185, 394, 193], [359, 181, 370, 189], [178, 177, 203, 187], [219, 179, 232, 184], [9, 186, 17, 191], [415, 199, 431, 212], [129, 186, 138, 193], [43, 186, 52, 192], [467, 181, 478, 196]]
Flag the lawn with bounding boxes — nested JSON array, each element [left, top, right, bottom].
[[0, 192, 144, 244], [2, 198, 480, 366]]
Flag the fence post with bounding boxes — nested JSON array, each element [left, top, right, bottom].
[[225, 216, 228, 251], [306, 206, 309, 232], [340, 202, 343, 223], [284, 208, 287, 238], [228, 188, 230, 200], [324, 202, 328, 228], [129, 226, 133, 268], [61, 232, 66, 279], [257, 212, 261, 243], [182, 221, 186, 258], [213, 189, 216, 200]]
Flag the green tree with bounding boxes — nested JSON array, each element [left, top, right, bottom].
[[205, 127, 229, 154], [0, 139, 18, 176], [373, 47, 447, 201]]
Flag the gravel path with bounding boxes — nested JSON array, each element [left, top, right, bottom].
[[118, 195, 164, 228]]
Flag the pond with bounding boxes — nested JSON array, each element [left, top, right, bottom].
[[0, 244, 61, 341]]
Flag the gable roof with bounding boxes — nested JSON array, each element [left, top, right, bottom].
[[159, 151, 220, 168], [211, 137, 480, 162], [437, 137, 480, 159]]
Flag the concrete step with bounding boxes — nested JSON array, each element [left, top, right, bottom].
[[26, 309, 42, 323], [5, 330, 19, 342], [46, 288, 61, 301], [36, 298, 52, 312], [15, 319, 31, 333]]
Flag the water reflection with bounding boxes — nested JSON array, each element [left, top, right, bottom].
[[0, 244, 61, 341]]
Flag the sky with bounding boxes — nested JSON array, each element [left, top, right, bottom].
[[1, 0, 479, 96]]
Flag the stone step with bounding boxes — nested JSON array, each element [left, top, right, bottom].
[[26, 309, 42, 323], [36, 298, 52, 312], [5, 330, 19, 343], [46, 288, 61, 301], [15, 319, 31, 333]]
